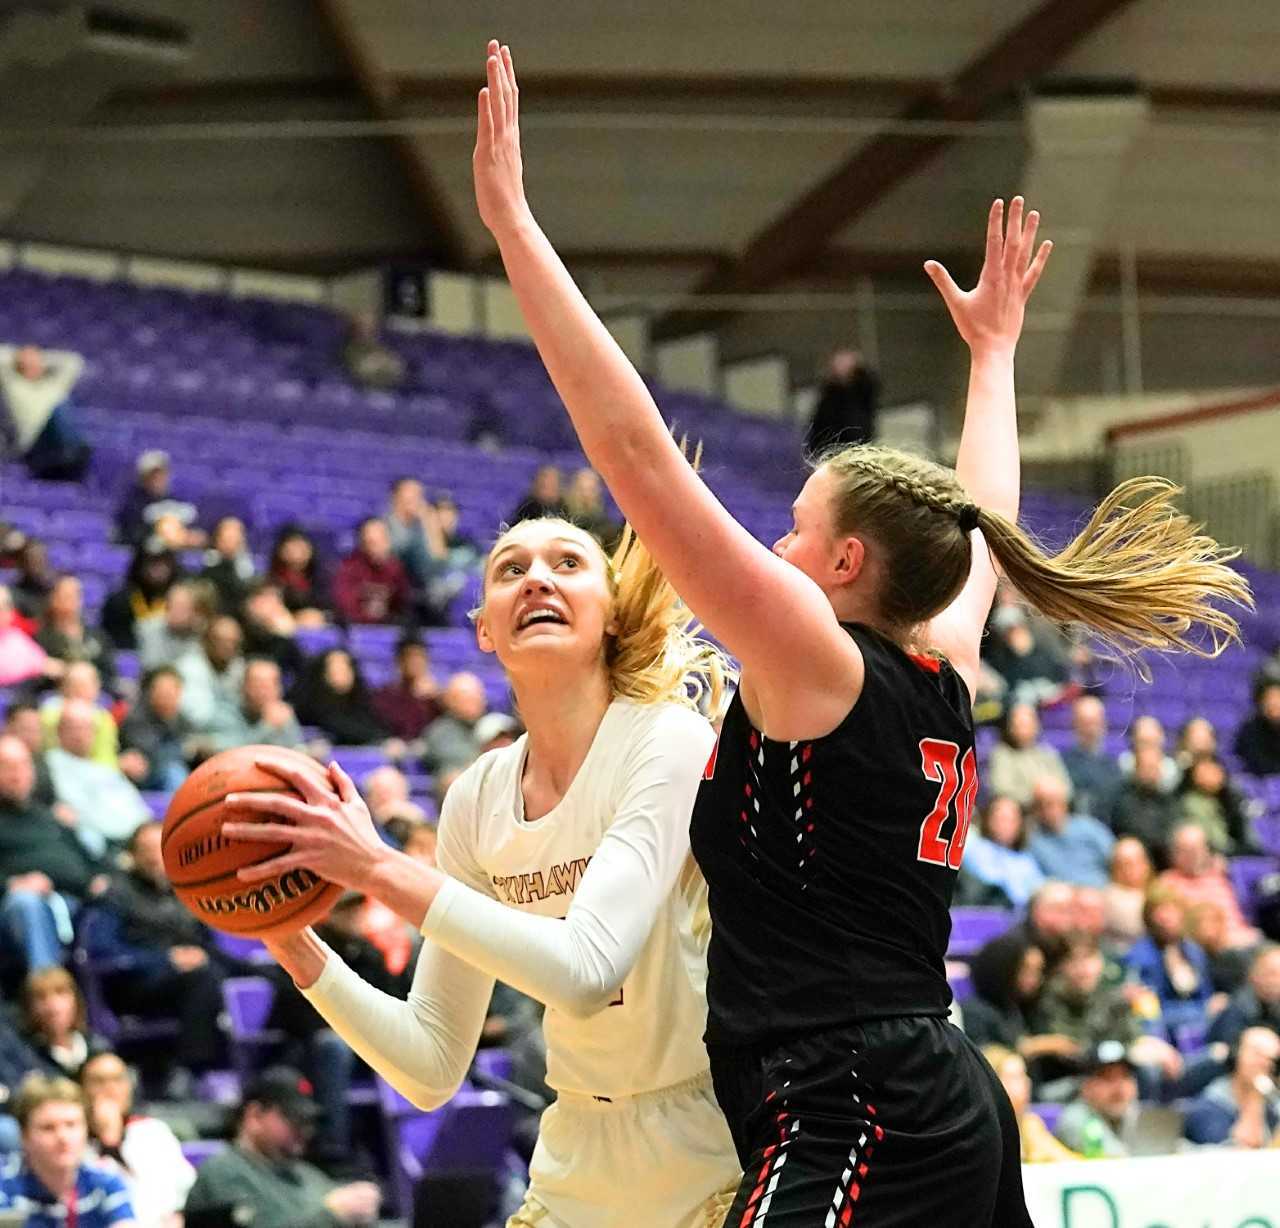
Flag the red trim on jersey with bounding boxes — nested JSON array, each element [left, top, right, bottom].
[[907, 652, 942, 674], [704, 736, 721, 780]]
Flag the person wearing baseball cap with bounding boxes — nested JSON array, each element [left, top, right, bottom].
[[1053, 1040, 1140, 1157], [115, 450, 205, 551], [183, 1067, 380, 1228]]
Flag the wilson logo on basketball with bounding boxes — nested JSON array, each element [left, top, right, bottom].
[[191, 867, 321, 916]]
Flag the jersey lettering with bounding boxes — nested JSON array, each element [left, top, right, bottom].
[[916, 739, 977, 869], [492, 857, 591, 905]]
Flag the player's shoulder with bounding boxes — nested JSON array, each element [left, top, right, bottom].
[[607, 699, 715, 760]]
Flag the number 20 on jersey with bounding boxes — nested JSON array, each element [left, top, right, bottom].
[[916, 739, 978, 870]]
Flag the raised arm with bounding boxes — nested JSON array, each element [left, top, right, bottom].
[[473, 42, 858, 720], [921, 198, 1052, 697]]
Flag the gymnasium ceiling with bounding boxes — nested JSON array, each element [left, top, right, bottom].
[[4, 0, 1280, 383]]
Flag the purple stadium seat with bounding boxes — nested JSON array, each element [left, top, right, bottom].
[[1030, 1103, 1063, 1136], [947, 908, 1015, 958], [181, 1140, 228, 1168], [221, 976, 283, 1078], [1227, 856, 1280, 922]]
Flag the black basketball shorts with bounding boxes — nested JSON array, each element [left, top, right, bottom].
[[708, 1015, 1033, 1227]]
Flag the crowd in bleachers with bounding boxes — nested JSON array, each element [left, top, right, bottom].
[[957, 604, 1280, 1160], [0, 271, 1278, 1219]]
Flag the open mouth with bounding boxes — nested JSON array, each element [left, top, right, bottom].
[[517, 607, 567, 630]]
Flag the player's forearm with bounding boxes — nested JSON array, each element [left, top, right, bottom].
[[954, 347, 1019, 523], [493, 217, 672, 484], [364, 846, 445, 931]]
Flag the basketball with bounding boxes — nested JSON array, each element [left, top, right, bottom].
[[161, 745, 344, 940]]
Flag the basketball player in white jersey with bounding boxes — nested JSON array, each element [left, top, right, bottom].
[[222, 515, 741, 1228]]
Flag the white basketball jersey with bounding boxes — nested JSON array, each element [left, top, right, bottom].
[[438, 699, 716, 1098]]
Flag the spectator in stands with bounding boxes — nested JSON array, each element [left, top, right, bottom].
[[1118, 715, 1179, 792], [361, 765, 427, 846], [100, 542, 181, 652], [93, 823, 228, 1087], [986, 702, 1071, 809], [1208, 945, 1280, 1048], [1176, 716, 1219, 770], [3, 702, 57, 807], [0, 1073, 133, 1228], [184, 1068, 380, 1228], [1111, 743, 1183, 859], [385, 477, 443, 589], [1178, 753, 1255, 855], [563, 467, 619, 547], [0, 343, 91, 482], [0, 735, 106, 974], [199, 516, 256, 615], [114, 451, 202, 550], [432, 493, 482, 576], [332, 518, 411, 626], [981, 1045, 1079, 1162], [11, 540, 58, 622], [135, 582, 207, 673], [20, 970, 108, 1079], [206, 657, 304, 754], [960, 796, 1044, 908], [46, 701, 149, 856], [509, 464, 565, 524], [1189, 900, 1256, 998], [36, 576, 116, 696], [371, 636, 440, 741], [289, 650, 388, 748], [342, 311, 405, 391], [80, 1052, 194, 1228], [1053, 1041, 1141, 1158], [1103, 837, 1154, 948], [177, 616, 245, 735], [0, 584, 55, 688], [38, 663, 121, 769], [118, 667, 192, 792], [1235, 682, 1280, 778], [1183, 1026, 1280, 1147], [1159, 823, 1258, 950], [1062, 696, 1122, 819], [1026, 775, 1114, 888], [267, 526, 328, 625], [421, 670, 488, 772], [965, 934, 1081, 1075], [474, 711, 520, 756], [1125, 889, 1214, 1040], [0, 1012, 41, 1156], [239, 581, 305, 681], [1072, 885, 1113, 951], [268, 894, 406, 1170], [805, 347, 879, 453], [984, 608, 1071, 708], [1034, 939, 1142, 1060]]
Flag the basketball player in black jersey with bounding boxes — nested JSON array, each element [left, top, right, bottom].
[[472, 41, 1250, 1225]]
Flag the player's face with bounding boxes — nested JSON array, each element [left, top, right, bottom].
[[23, 1101, 87, 1172], [774, 468, 856, 594], [477, 522, 616, 672]]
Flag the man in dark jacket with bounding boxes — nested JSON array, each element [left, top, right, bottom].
[[805, 349, 880, 455], [90, 823, 232, 1080], [118, 667, 193, 791], [0, 736, 106, 975], [1235, 682, 1280, 777], [114, 450, 203, 549], [0, 1013, 42, 1154]]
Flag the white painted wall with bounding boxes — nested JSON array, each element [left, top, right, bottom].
[[654, 334, 719, 395]]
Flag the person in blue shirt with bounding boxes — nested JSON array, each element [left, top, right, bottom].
[[0, 1072, 134, 1228], [1183, 1026, 1280, 1148], [962, 795, 1045, 909], [1124, 889, 1214, 1044], [1061, 695, 1123, 820], [1026, 774, 1114, 887]]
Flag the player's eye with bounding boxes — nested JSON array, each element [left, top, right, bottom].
[[559, 555, 580, 569], [500, 562, 524, 577]]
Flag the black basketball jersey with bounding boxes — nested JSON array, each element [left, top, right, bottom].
[[691, 622, 976, 1049]]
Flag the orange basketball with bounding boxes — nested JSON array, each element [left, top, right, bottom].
[[162, 745, 343, 939]]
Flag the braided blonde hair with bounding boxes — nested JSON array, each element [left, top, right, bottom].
[[822, 444, 1251, 666], [475, 515, 729, 715]]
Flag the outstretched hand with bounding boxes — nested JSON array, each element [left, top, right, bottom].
[[925, 197, 1051, 356], [223, 759, 385, 891], [474, 39, 530, 238]]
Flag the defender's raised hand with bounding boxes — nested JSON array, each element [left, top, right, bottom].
[[925, 197, 1052, 356], [474, 40, 531, 238]]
